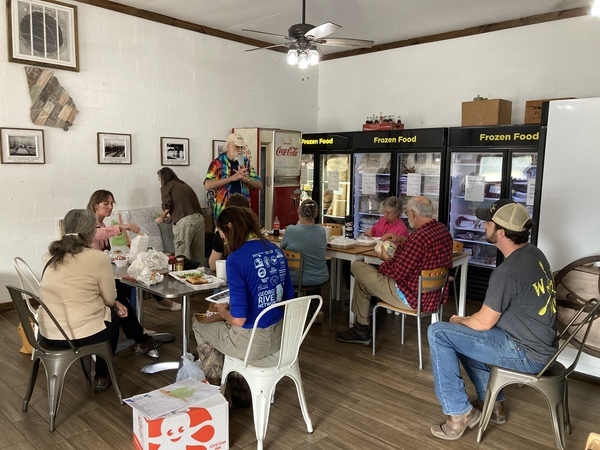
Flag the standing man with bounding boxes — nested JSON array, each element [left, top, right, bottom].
[[428, 199, 556, 441], [336, 196, 453, 345], [204, 132, 262, 218]]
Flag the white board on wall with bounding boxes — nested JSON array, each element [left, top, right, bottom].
[[538, 97, 600, 271]]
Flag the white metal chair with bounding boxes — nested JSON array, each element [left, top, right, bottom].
[[220, 295, 323, 450], [372, 267, 448, 369], [448, 241, 464, 312], [477, 297, 600, 450], [13, 257, 42, 357]]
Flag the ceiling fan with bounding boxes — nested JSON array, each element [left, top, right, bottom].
[[243, 0, 374, 67]]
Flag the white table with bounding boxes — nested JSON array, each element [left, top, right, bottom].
[[362, 250, 470, 316]]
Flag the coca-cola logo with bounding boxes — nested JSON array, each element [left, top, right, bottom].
[[275, 146, 299, 156]]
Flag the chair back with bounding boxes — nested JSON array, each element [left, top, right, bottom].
[[242, 295, 323, 368], [13, 257, 41, 313], [535, 297, 600, 379], [452, 241, 464, 254], [417, 267, 448, 314], [6, 285, 78, 353], [283, 249, 304, 292], [321, 223, 343, 237]]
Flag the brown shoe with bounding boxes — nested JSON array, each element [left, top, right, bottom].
[[93, 374, 112, 393], [135, 336, 162, 355], [473, 399, 507, 425], [430, 407, 481, 440]]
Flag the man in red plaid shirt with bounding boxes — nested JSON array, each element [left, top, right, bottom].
[[336, 196, 453, 345]]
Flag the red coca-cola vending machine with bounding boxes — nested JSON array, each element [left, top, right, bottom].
[[234, 128, 302, 228]]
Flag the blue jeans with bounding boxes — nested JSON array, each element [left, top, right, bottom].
[[428, 322, 546, 416]]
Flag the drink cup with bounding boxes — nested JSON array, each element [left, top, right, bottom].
[[325, 226, 331, 242], [216, 259, 227, 281]]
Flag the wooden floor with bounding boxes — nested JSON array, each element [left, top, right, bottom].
[[1, 290, 599, 450]]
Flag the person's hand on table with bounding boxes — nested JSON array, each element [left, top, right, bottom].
[[382, 232, 406, 244], [364, 228, 373, 237], [113, 300, 128, 318]]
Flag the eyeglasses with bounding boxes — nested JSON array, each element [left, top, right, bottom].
[[404, 209, 414, 216]]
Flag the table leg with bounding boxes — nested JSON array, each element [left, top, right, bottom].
[[458, 259, 468, 316], [336, 259, 342, 301], [348, 274, 355, 326], [140, 293, 189, 374]]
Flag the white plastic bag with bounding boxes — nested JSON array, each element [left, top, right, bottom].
[[127, 249, 169, 277], [176, 352, 206, 382], [128, 234, 149, 260]]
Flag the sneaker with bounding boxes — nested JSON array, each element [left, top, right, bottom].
[[156, 299, 182, 311], [473, 399, 507, 425], [430, 407, 481, 441], [335, 324, 371, 345], [135, 336, 162, 355], [93, 374, 112, 393]]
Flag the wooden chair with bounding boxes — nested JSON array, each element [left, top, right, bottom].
[[477, 298, 600, 450], [449, 241, 464, 312], [372, 267, 449, 369], [283, 249, 333, 325]]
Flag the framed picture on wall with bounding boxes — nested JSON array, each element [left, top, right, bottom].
[[7, 0, 80, 72], [161, 137, 189, 166], [0, 127, 45, 164], [212, 140, 226, 159], [97, 132, 132, 164]]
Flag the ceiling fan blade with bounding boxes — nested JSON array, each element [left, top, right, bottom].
[[242, 28, 290, 39], [304, 22, 341, 40], [245, 42, 289, 52], [318, 37, 374, 48]]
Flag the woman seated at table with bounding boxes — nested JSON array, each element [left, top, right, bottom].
[[207, 193, 249, 271], [87, 189, 180, 311], [281, 199, 328, 321], [364, 196, 409, 241], [38, 209, 161, 393], [193, 206, 295, 374]]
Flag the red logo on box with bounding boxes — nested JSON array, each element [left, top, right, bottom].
[[148, 407, 215, 450]]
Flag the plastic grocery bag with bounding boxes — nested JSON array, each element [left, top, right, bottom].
[[176, 353, 206, 382], [128, 234, 149, 260]]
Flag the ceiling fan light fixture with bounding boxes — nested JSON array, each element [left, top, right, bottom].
[[287, 49, 299, 65], [308, 48, 319, 65], [298, 51, 309, 69]]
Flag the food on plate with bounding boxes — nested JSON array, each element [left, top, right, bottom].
[[186, 275, 210, 285], [114, 254, 127, 261], [176, 271, 204, 279]]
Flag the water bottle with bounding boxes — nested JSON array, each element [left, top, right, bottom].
[[273, 216, 280, 237]]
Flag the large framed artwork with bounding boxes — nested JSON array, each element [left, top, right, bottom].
[[161, 137, 189, 166], [97, 132, 132, 164], [0, 127, 45, 164], [7, 0, 79, 72]]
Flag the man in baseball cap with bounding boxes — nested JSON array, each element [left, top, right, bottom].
[[428, 199, 556, 441], [204, 132, 262, 218]]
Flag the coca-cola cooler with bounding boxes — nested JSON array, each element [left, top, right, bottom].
[[234, 128, 302, 228]]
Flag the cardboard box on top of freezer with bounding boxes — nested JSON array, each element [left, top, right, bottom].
[[461, 99, 512, 126], [524, 97, 576, 124]]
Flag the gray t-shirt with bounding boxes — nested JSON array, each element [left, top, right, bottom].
[[485, 243, 557, 363], [280, 223, 328, 286]]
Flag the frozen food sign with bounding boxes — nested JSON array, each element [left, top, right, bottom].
[[274, 132, 301, 177]]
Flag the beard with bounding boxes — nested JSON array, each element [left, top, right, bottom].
[[486, 229, 497, 244]]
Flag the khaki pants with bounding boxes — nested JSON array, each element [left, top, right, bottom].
[[350, 261, 414, 326], [173, 213, 205, 265]]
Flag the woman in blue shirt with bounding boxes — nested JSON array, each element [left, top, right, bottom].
[[193, 206, 295, 362]]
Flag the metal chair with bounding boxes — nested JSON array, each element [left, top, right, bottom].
[[448, 241, 464, 313], [372, 267, 449, 370], [13, 257, 42, 357], [283, 249, 333, 325], [6, 285, 124, 432], [476, 297, 600, 450], [220, 295, 323, 450]]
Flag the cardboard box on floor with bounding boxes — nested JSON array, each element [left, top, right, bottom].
[[133, 392, 229, 450], [462, 99, 512, 126]]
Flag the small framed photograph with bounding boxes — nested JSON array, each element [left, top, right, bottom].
[[212, 140, 226, 159], [161, 137, 189, 166], [0, 127, 45, 164], [8, 0, 79, 72], [97, 132, 132, 164]]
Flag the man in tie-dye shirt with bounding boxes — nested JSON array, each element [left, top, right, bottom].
[[204, 133, 262, 218]]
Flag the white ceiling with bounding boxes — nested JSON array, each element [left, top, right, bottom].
[[99, 0, 594, 56]]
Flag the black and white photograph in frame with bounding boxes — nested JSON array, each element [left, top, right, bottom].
[[97, 132, 131, 164], [0, 127, 45, 164], [161, 137, 189, 166], [8, 0, 79, 72]]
